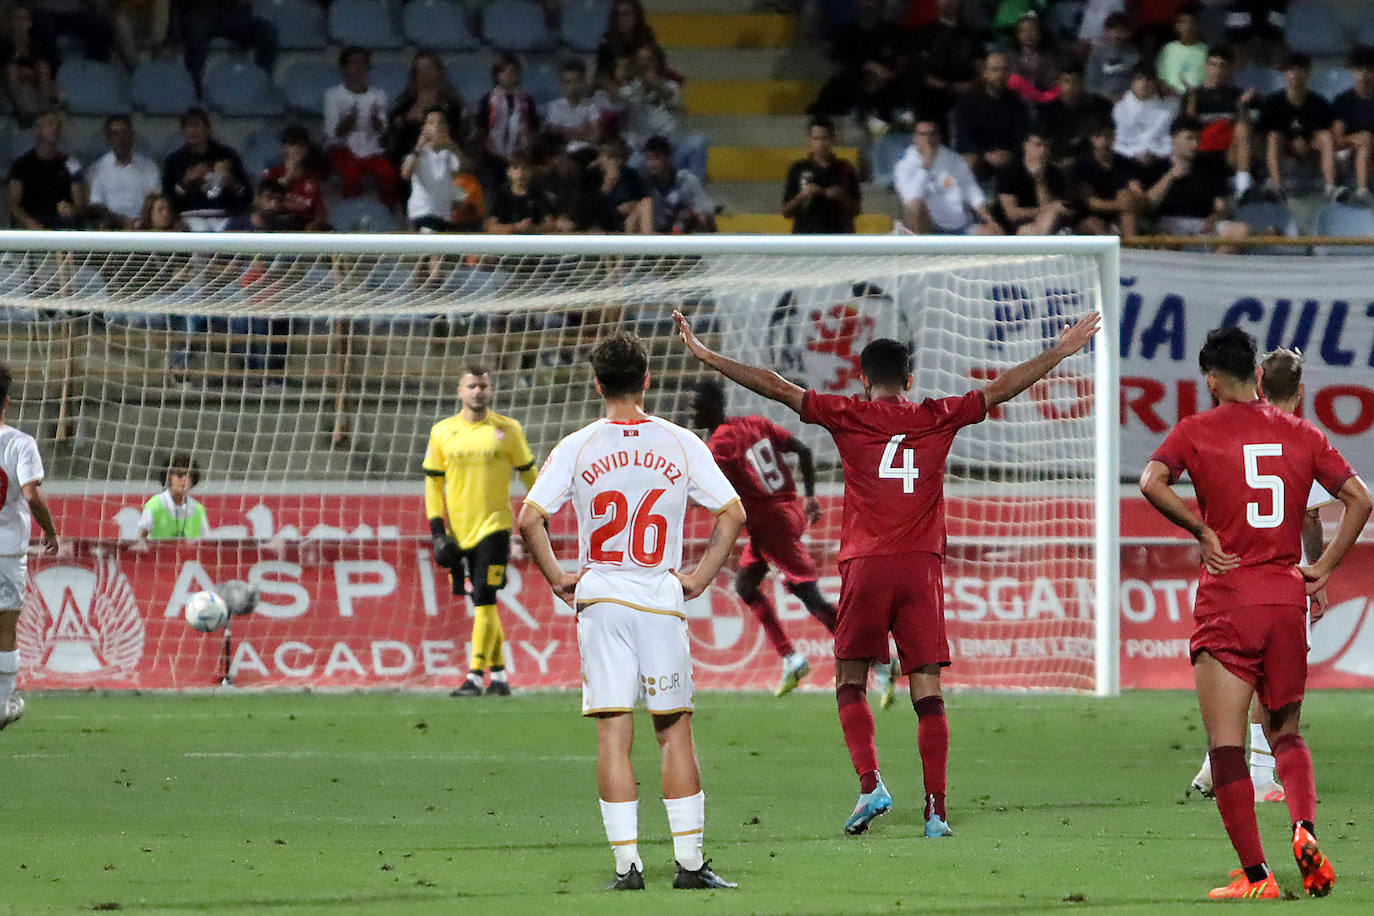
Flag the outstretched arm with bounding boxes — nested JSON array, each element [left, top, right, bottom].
[[981, 312, 1102, 411], [1138, 460, 1239, 576], [672, 310, 805, 414]]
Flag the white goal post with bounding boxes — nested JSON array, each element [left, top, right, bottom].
[[0, 231, 1119, 695]]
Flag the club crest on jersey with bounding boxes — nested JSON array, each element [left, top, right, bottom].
[[17, 554, 145, 681], [622, 428, 639, 437]]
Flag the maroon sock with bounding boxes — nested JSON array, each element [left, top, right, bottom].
[[1271, 734, 1317, 828], [836, 683, 879, 792], [1211, 745, 1267, 870], [743, 592, 793, 658], [914, 695, 948, 818]]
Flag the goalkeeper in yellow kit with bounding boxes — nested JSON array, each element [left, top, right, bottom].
[[424, 367, 537, 697]]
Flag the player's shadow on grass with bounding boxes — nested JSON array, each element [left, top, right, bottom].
[[109, 891, 480, 911]]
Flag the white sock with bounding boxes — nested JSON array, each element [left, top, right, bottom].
[[1249, 723, 1275, 776], [783, 651, 804, 667], [0, 649, 17, 709], [1198, 752, 1211, 776], [489, 669, 507, 684], [599, 798, 641, 875], [663, 791, 705, 871], [1235, 171, 1253, 195]]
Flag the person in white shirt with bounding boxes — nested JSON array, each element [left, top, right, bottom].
[[0, 364, 60, 732], [401, 108, 462, 231], [518, 332, 746, 892], [1114, 68, 1180, 166], [324, 46, 399, 209], [86, 115, 160, 229], [894, 120, 1001, 234], [544, 57, 610, 159]]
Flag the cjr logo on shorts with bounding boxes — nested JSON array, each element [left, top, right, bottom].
[[17, 555, 145, 681]]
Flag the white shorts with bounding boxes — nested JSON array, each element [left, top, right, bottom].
[[577, 601, 694, 717], [0, 555, 27, 610]]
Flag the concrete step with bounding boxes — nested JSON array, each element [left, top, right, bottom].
[[707, 179, 901, 217], [708, 144, 859, 182], [648, 12, 798, 48], [666, 46, 829, 81], [684, 79, 819, 115], [717, 212, 894, 234], [685, 113, 811, 147], [640, 0, 752, 11]]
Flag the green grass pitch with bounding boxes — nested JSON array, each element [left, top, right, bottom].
[[5, 690, 1373, 914]]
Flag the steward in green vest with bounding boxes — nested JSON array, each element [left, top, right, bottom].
[[138, 453, 209, 539]]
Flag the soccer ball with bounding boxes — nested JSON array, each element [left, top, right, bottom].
[[184, 591, 229, 633]]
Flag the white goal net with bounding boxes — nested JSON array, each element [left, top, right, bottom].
[[0, 233, 1118, 694]]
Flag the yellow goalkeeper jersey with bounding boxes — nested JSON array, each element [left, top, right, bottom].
[[423, 411, 536, 549]]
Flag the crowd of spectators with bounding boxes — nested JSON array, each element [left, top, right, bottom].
[[800, 0, 1374, 239], [2, 0, 718, 237]]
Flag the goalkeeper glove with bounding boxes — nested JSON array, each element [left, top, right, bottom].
[[433, 535, 460, 569]]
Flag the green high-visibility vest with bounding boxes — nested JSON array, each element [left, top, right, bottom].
[[143, 491, 207, 539]]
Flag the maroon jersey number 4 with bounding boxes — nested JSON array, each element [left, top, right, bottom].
[[800, 388, 987, 562]]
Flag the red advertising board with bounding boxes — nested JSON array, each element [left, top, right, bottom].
[[18, 494, 1374, 692]]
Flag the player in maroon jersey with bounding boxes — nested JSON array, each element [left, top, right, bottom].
[[689, 379, 838, 696], [672, 307, 1100, 839], [1140, 326, 1370, 901]]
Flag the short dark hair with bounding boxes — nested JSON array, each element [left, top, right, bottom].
[[1198, 326, 1257, 381], [808, 114, 835, 135], [561, 57, 587, 75], [461, 365, 491, 380], [1171, 113, 1203, 135], [1260, 348, 1303, 403], [1207, 44, 1236, 64], [162, 453, 202, 487], [1350, 44, 1374, 69], [180, 106, 210, 128], [492, 52, 521, 80], [643, 134, 673, 157], [590, 332, 649, 397], [692, 378, 726, 410], [859, 338, 912, 387], [103, 114, 132, 133], [256, 178, 285, 196], [0, 363, 11, 403], [1104, 11, 1131, 29], [339, 46, 369, 69], [1284, 51, 1313, 71], [1059, 60, 1085, 78], [280, 124, 310, 146]]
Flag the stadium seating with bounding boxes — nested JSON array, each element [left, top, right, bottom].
[[204, 60, 285, 118], [1232, 64, 1285, 97], [443, 51, 498, 107], [329, 194, 398, 232], [56, 60, 132, 117], [131, 59, 199, 117], [522, 56, 563, 107], [1284, 1, 1351, 58], [561, 0, 611, 52], [1310, 64, 1356, 102], [481, 0, 556, 52], [240, 128, 284, 178], [1314, 203, 1374, 254], [254, 0, 329, 51], [402, 0, 481, 52], [328, 0, 405, 50], [371, 59, 412, 103], [279, 60, 338, 117]]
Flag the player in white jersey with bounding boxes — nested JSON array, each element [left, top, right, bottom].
[[0, 365, 61, 731], [1188, 349, 1327, 802], [518, 333, 746, 892]]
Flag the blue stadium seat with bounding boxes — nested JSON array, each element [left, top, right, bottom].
[[1358, 18, 1374, 47], [1285, 0, 1350, 57], [523, 56, 562, 106], [371, 60, 411, 103], [1233, 64, 1284, 97], [1044, 0, 1083, 42], [328, 0, 404, 50], [561, 0, 610, 52], [131, 59, 198, 116], [330, 194, 398, 232], [443, 51, 497, 107], [241, 128, 283, 178], [482, 0, 555, 52], [402, 0, 480, 51], [1235, 200, 1305, 254], [1310, 65, 1355, 102], [1314, 202, 1374, 255], [279, 59, 337, 117], [56, 60, 132, 117], [253, 0, 328, 51], [204, 60, 285, 117]]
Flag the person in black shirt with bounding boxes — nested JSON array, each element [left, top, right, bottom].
[[951, 50, 1031, 179], [1332, 45, 1374, 202], [994, 128, 1075, 234], [590, 135, 651, 233], [907, 0, 986, 121], [1143, 114, 1248, 245], [7, 109, 83, 229], [781, 116, 861, 234], [1260, 52, 1341, 200], [1185, 45, 1255, 197], [161, 107, 251, 228], [1073, 119, 1145, 237], [809, 0, 911, 132], [1039, 63, 1113, 167], [485, 152, 552, 234]]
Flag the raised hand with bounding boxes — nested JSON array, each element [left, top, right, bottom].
[[671, 309, 710, 361], [1052, 311, 1102, 358]]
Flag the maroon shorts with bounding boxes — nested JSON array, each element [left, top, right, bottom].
[[739, 500, 817, 585], [1190, 604, 1308, 710], [836, 550, 948, 673]]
